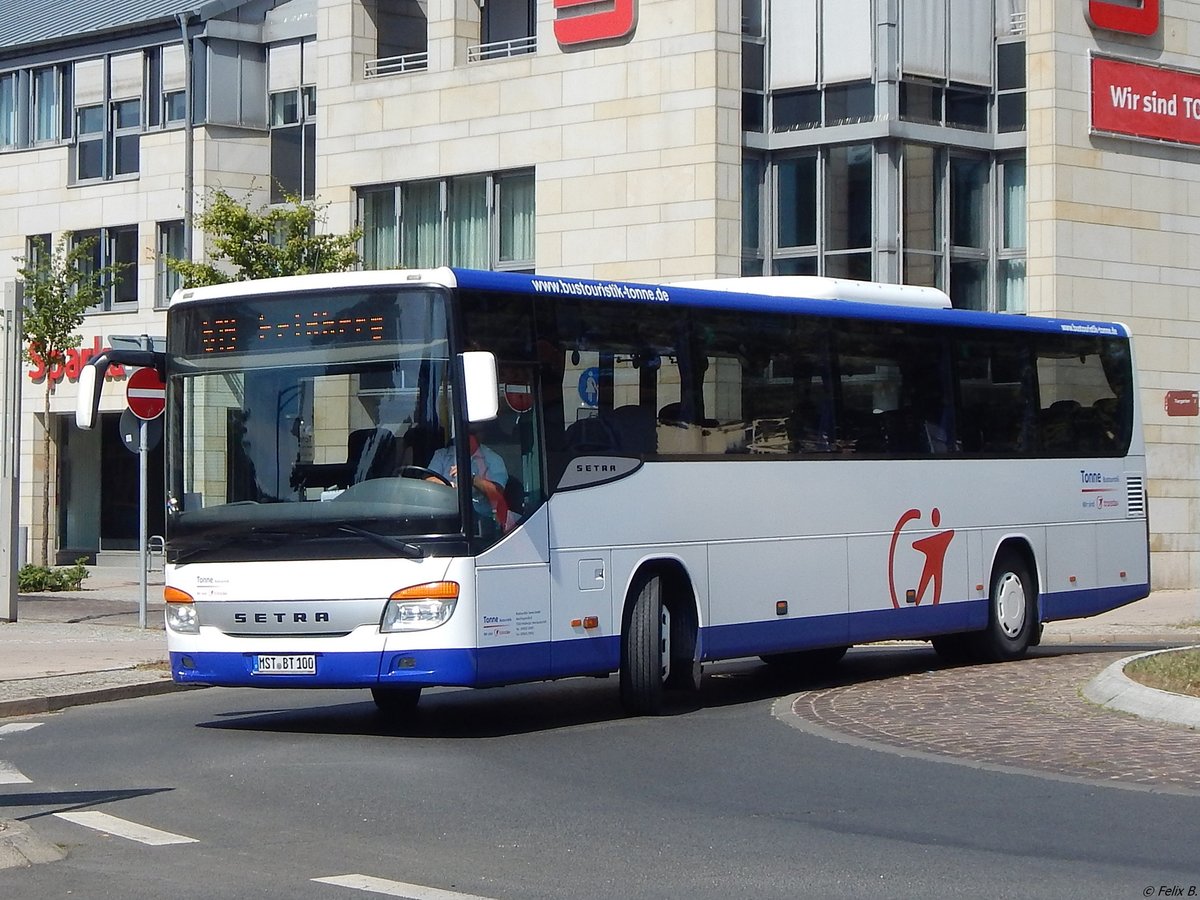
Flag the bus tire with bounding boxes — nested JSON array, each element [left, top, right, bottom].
[[371, 686, 422, 717], [620, 576, 667, 716], [973, 550, 1037, 662], [930, 634, 973, 664]]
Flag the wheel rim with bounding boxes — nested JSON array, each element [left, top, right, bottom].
[[994, 571, 1026, 638], [660, 605, 671, 682]]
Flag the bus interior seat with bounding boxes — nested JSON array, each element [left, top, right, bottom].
[[564, 414, 618, 453], [1040, 399, 1081, 451]]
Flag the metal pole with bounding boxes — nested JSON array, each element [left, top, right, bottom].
[[138, 334, 150, 629], [0, 281, 22, 622]]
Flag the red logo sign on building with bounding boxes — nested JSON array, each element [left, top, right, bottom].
[[553, 0, 638, 48], [1091, 56, 1200, 146], [1087, 0, 1161, 37], [126, 366, 166, 420]]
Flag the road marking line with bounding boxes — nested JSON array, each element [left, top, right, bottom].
[[312, 874, 499, 900], [53, 811, 198, 846], [0, 761, 31, 784], [0, 723, 43, 736]]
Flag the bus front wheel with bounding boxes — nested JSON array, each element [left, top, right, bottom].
[[975, 551, 1037, 662], [620, 576, 668, 716]]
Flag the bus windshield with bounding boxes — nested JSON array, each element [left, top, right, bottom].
[[165, 287, 463, 561]]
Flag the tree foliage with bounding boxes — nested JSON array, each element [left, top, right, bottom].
[[17, 234, 113, 372], [17, 234, 124, 565], [168, 189, 362, 287]]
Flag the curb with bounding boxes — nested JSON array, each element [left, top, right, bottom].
[[1082, 644, 1200, 730], [0, 679, 202, 720]]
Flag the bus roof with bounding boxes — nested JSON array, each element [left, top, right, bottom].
[[168, 268, 1130, 341], [669, 276, 952, 308]]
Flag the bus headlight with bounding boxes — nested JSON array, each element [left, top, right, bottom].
[[381, 582, 459, 632], [164, 586, 199, 634]]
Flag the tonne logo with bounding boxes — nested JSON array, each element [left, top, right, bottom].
[[1087, 0, 1161, 37], [553, 0, 638, 48], [887, 508, 956, 609]]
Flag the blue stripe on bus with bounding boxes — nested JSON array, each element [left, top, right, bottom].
[[171, 583, 1150, 689], [450, 268, 1130, 339], [700, 600, 989, 660], [1039, 583, 1149, 622]]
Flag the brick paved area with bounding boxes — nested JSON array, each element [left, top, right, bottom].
[[788, 648, 1200, 792]]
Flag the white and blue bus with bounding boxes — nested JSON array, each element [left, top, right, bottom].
[[77, 268, 1150, 715]]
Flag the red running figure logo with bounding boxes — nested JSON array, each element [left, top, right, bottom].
[[553, 0, 638, 48], [888, 508, 956, 609], [1087, 0, 1161, 37]]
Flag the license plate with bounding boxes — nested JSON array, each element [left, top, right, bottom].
[[254, 655, 316, 675]]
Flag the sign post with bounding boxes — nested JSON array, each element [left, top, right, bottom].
[[124, 347, 166, 629], [0, 282, 22, 623]]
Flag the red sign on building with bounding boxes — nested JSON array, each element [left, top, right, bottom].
[[1164, 390, 1199, 417], [1091, 56, 1200, 146], [1087, 0, 1162, 37], [553, 0, 637, 48]]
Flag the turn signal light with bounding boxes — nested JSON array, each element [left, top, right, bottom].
[[390, 582, 459, 601], [164, 586, 194, 604]]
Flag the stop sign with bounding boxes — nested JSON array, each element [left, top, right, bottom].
[[126, 366, 166, 420]]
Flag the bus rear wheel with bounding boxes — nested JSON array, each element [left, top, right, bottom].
[[371, 686, 422, 717], [973, 551, 1037, 662], [620, 576, 669, 716]]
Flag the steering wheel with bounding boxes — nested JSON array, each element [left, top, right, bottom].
[[400, 465, 451, 486]]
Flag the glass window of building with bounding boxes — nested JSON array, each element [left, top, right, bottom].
[[998, 157, 1027, 313], [360, 170, 535, 273], [476, 0, 536, 59], [75, 226, 139, 311], [742, 155, 764, 276], [497, 171, 534, 270], [902, 144, 944, 290], [32, 67, 59, 143], [0, 73, 16, 148], [269, 41, 316, 203], [156, 221, 185, 308], [996, 40, 1026, 133]]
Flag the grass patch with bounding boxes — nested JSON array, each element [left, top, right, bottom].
[[1124, 648, 1200, 698]]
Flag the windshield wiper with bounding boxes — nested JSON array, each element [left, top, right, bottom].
[[335, 524, 425, 559]]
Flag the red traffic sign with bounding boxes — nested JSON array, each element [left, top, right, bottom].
[[126, 367, 166, 420]]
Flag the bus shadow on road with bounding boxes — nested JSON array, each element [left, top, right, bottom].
[[193, 641, 1171, 739]]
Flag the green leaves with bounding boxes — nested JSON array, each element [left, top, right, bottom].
[[166, 189, 362, 287], [17, 234, 123, 370]]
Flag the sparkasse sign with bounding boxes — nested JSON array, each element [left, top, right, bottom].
[[1087, 0, 1162, 37], [1091, 55, 1200, 146], [553, 0, 637, 48]]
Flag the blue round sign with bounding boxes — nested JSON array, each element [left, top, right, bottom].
[[578, 367, 600, 407]]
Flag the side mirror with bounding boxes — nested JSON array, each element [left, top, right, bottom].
[[75, 362, 103, 430], [74, 348, 167, 430], [461, 351, 499, 423]]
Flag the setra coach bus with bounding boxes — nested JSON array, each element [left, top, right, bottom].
[[76, 268, 1149, 716]]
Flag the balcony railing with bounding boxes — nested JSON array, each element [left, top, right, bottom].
[[365, 51, 429, 78], [467, 35, 537, 63]]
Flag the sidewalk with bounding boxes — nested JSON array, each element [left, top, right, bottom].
[[0, 566, 180, 718], [0, 567, 1198, 723]]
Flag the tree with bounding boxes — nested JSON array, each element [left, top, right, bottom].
[[17, 235, 122, 566], [168, 189, 362, 287]]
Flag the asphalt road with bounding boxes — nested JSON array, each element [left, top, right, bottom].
[[1, 651, 1198, 900]]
